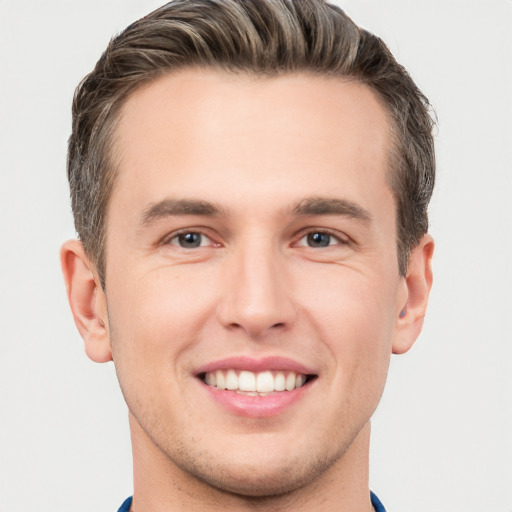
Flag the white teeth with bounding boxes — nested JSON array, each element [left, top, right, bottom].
[[239, 370, 256, 391], [225, 369, 238, 390], [256, 371, 274, 393], [236, 390, 258, 396], [205, 372, 216, 387], [274, 372, 286, 391], [285, 372, 296, 391], [203, 369, 309, 393], [215, 370, 225, 390]]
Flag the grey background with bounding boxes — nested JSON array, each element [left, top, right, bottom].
[[1, 1, 511, 510]]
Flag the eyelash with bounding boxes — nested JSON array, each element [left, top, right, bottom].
[[164, 229, 217, 249], [163, 228, 349, 250], [295, 229, 349, 248]]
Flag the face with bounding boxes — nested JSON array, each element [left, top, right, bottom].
[[102, 70, 408, 496]]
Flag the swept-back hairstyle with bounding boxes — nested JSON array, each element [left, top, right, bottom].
[[68, 0, 435, 287]]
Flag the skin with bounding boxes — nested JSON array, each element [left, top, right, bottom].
[[61, 70, 433, 511]]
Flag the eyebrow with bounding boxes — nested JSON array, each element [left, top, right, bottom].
[[139, 195, 371, 226], [292, 196, 371, 223], [140, 199, 224, 225]]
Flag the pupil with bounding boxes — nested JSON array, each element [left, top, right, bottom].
[[179, 232, 201, 248], [308, 232, 330, 247]]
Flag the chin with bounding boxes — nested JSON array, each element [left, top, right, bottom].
[[171, 443, 343, 498], [193, 464, 317, 497]]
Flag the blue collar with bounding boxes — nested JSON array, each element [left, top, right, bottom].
[[118, 492, 386, 511], [371, 491, 387, 512]]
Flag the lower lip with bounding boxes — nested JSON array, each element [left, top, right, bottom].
[[201, 381, 312, 418]]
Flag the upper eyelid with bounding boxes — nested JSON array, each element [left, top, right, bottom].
[[293, 227, 350, 244], [159, 226, 350, 246], [162, 227, 216, 245]]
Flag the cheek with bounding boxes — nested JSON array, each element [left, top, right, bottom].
[[106, 266, 217, 378], [300, 264, 397, 334], [105, 268, 219, 434], [297, 266, 397, 380]]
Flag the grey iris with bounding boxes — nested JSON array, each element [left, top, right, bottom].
[[307, 232, 330, 247], [179, 232, 202, 248]]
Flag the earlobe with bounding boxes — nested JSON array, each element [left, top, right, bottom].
[[60, 240, 112, 363], [392, 234, 434, 355]]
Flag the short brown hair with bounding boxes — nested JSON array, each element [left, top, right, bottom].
[[68, 0, 435, 287]]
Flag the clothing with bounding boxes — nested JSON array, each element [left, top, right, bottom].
[[371, 490, 387, 512], [117, 496, 132, 512], [117, 492, 387, 511]]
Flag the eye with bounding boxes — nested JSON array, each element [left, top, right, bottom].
[[297, 231, 345, 248], [168, 231, 211, 249]]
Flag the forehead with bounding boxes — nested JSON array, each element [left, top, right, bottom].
[[111, 69, 393, 216]]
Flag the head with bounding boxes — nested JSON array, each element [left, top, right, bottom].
[[62, 0, 435, 505], [68, 0, 435, 289]]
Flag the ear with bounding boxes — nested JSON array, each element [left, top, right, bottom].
[[392, 234, 434, 355], [60, 239, 112, 363]]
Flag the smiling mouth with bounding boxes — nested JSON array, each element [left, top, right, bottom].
[[199, 369, 316, 396]]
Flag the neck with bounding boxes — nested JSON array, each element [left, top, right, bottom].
[[129, 414, 373, 512]]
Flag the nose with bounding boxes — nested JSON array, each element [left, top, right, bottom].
[[216, 240, 297, 339]]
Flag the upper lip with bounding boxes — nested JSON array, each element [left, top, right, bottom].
[[194, 356, 316, 376]]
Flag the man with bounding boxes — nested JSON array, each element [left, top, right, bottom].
[[60, 0, 435, 510]]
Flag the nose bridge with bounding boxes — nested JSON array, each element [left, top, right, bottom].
[[218, 233, 295, 337]]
